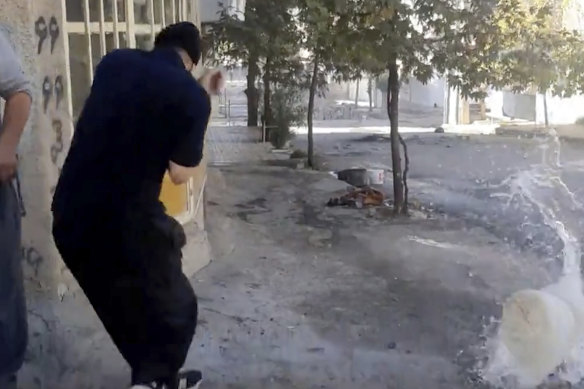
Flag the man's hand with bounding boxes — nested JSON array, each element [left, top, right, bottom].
[[0, 141, 17, 182], [198, 69, 224, 96]]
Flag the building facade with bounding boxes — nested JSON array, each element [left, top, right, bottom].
[[0, 0, 214, 386], [445, 0, 584, 126]]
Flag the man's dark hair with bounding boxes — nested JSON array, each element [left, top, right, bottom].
[[154, 22, 201, 65]]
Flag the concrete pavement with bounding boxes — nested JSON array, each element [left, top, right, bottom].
[[193, 165, 552, 389]]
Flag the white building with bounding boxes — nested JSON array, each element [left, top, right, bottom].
[[445, 0, 584, 126]]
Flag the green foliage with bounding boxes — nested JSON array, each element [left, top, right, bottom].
[[207, 0, 304, 76], [443, 0, 584, 98], [290, 149, 308, 159], [269, 86, 307, 149], [334, 0, 584, 100], [376, 74, 388, 93]]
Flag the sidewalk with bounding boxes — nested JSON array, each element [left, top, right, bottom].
[[206, 124, 273, 166], [495, 123, 584, 140]]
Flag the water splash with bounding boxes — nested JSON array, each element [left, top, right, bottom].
[[478, 129, 584, 388]]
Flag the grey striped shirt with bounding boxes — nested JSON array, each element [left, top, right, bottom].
[[0, 30, 32, 127]]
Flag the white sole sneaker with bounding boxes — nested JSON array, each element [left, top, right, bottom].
[[178, 379, 202, 389]]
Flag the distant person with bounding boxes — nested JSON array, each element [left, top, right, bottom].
[[0, 30, 32, 389], [51, 22, 221, 389]]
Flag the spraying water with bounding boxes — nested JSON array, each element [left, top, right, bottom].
[[479, 129, 584, 388]]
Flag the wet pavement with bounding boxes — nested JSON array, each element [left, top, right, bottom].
[[294, 132, 584, 273], [189, 165, 555, 388]]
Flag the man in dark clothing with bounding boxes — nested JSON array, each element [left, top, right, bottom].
[[51, 22, 220, 389]]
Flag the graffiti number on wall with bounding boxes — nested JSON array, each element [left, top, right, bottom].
[[34, 17, 48, 55], [50, 119, 63, 165], [54, 75, 64, 109], [49, 17, 59, 54], [42, 76, 53, 113], [35, 16, 59, 54], [22, 247, 43, 277]]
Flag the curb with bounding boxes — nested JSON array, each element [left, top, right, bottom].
[[495, 126, 584, 141]]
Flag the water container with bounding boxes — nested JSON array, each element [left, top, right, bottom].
[[366, 169, 385, 185], [500, 288, 579, 383], [337, 168, 368, 187]]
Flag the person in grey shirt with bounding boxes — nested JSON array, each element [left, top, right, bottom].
[[0, 30, 32, 389]]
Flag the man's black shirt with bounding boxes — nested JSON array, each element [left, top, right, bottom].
[[52, 48, 210, 219]]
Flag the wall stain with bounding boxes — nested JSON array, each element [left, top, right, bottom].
[[34, 17, 47, 55], [49, 16, 59, 54], [50, 119, 63, 164], [42, 76, 52, 113], [22, 246, 43, 276], [54, 75, 64, 109]]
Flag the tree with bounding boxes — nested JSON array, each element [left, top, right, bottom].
[[207, 0, 304, 127], [298, 0, 363, 168], [346, 0, 584, 215], [444, 0, 584, 124]]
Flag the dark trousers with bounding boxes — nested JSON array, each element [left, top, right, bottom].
[[52, 209, 198, 385], [0, 180, 27, 382]]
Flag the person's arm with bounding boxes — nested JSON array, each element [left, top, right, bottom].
[[0, 32, 32, 182], [168, 89, 212, 185]]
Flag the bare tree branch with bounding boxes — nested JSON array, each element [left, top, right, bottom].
[[399, 134, 409, 215]]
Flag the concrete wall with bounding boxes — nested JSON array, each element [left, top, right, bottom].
[[535, 94, 584, 125], [1, 1, 74, 386], [487, 90, 584, 125], [502, 91, 537, 122], [199, 0, 245, 23], [401, 77, 445, 108], [1, 1, 211, 387]]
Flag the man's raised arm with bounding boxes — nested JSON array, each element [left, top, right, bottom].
[[168, 69, 222, 185]]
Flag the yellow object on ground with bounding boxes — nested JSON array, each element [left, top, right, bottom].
[[159, 172, 189, 217]]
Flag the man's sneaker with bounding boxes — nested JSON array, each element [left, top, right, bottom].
[[178, 370, 202, 389], [130, 371, 202, 389]]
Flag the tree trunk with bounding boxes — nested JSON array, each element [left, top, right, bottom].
[[307, 54, 319, 168], [355, 78, 360, 106], [543, 92, 549, 127], [263, 56, 273, 128], [245, 55, 260, 127], [399, 134, 409, 215], [387, 58, 404, 214], [367, 77, 373, 112]]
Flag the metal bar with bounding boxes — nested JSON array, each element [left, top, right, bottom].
[[60, 0, 75, 127], [83, 0, 94, 81], [98, 0, 107, 55], [126, 0, 137, 48], [65, 22, 162, 34], [171, 0, 177, 23], [113, 0, 120, 47], [148, 0, 155, 41], [160, 0, 166, 26]]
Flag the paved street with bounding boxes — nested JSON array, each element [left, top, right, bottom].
[[294, 132, 584, 273], [194, 165, 553, 389], [189, 126, 584, 388]]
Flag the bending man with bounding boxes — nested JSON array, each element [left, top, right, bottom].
[[52, 22, 220, 389]]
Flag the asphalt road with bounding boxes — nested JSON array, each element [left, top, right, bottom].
[[294, 132, 584, 276]]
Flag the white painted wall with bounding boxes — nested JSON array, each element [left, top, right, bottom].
[[483, 90, 584, 125], [501, 92, 537, 122], [536, 94, 584, 125], [401, 77, 445, 108], [199, 0, 245, 23]]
